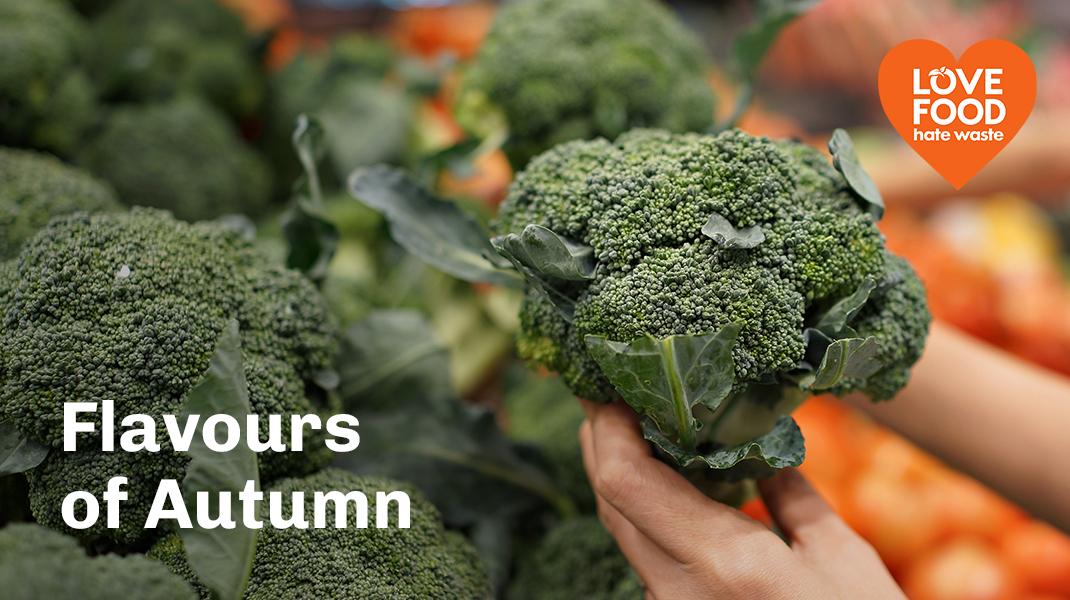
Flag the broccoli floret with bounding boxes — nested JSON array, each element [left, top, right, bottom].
[[456, 0, 715, 167], [88, 0, 262, 118], [494, 129, 919, 404], [0, 147, 119, 259], [509, 517, 642, 600], [79, 97, 271, 221], [0, 523, 196, 600], [0, 209, 337, 547], [149, 469, 491, 599], [0, 0, 98, 156]]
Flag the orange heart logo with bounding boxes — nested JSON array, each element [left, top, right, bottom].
[[878, 39, 1036, 189]]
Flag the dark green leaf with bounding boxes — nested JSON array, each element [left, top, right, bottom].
[[643, 416, 805, 472], [734, 1, 816, 82], [284, 115, 339, 282], [829, 129, 885, 219], [348, 165, 521, 287], [336, 310, 454, 410], [319, 80, 411, 175], [0, 422, 48, 477], [814, 278, 876, 335], [180, 320, 259, 600], [333, 310, 571, 527], [807, 336, 883, 389], [492, 225, 596, 282], [585, 325, 741, 451], [701, 212, 766, 249]]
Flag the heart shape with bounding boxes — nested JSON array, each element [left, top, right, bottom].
[[879, 39, 1036, 189]]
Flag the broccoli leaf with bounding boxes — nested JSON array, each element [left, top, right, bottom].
[[492, 225, 596, 320], [701, 212, 766, 249], [180, 320, 259, 600], [284, 115, 339, 283], [585, 325, 741, 451], [829, 129, 885, 219], [333, 311, 572, 528], [734, 0, 816, 83], [807, 336, 883, 390], [336, 309, 454, 408], [348, 165, 522, 287], [719, 0, 814, 129], [492, 225, 596, 282], [643, 416, 805, 473], [0, 422, 48, 477], [813, 278, 876, 335]]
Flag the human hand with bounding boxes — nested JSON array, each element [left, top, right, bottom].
[[579, 400, 906, 600]]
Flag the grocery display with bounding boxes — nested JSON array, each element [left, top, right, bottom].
[[0, 0, 1068, 599]]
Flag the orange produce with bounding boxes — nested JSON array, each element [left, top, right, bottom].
[[844, 470, 945, 573], [925, 477, 1025, 543], [999, 522, 1070, 595], [903, 539, 1022, 600]]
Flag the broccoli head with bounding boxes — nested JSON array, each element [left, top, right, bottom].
[[456, 0, 715, 167], [509, 517, 642, 600], [0, 209, 338, 546], [0, 0, 98, 155], [492, 129, 929, 489], [149, 469, 491, 599], [0, 147, 119, 259], [88, 0, 262, 118], [0, 523, 196, 600], [79, 97, 271, 221]]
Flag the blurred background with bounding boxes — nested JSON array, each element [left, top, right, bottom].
[[12, 0, 1070, 598]]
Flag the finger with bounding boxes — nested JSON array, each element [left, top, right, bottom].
[[757, 468, 858, 553], [587, 402, 774, 562], [594, 494, 693, 594]]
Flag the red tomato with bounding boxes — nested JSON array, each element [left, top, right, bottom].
[[903, 539, 1022, 600], [999, 522, 1070, 595]]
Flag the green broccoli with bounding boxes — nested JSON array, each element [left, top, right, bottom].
[[0, 146, 119, 259], [87, 0, 262, 118], [149, 469, 491, 599], [456, 0, 715, 168], [509, 517, 642, 600], [0, 209, 337, 547], [0, 0, 98, 156], [0, 523, 196, 600], [488, 128, 929, 493], [79, 97, 271, 221]]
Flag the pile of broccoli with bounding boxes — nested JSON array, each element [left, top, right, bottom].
[[0, 209, 337, 546], [87, 0, 263, 119], [150, 469, 491, 599], [456, 0, 716, 167], [0, 0, 98, 156], [0, 523, 197, 600], [0, 147, 118, 259], [79, 97, 271, 221]]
